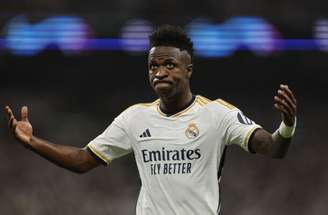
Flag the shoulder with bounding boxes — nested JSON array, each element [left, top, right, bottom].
[[197, 95, 237, 113], [112, 99, 159, 127], [213, 98, 237, 110], [119, 99, 160, 117]]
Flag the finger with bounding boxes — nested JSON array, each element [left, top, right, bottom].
[[277, 89, 296, 114], [280, 84, 297, 105], [4, 106, 14, 121], [21, 106, 29, 122], [274, 103, 290, 117], [8, 116, 14, 127], [5, 106, 19, 126], [281, 84, 296, 104], [274, 102, 295, 126], [4, 106, 18, 130], [274, 103, 294, 126], [274, 96, 293, 116], [8, 116, 17, 131]]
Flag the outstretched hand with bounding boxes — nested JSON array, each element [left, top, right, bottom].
[[274, 84, 297, 126], [5, 106, 33, 146]]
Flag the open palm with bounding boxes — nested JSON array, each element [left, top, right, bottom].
[[273, 84, 297, 126], [5, 106, 33, 145]]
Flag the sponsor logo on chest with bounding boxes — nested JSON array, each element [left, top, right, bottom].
[[138, 123, 202, 175]]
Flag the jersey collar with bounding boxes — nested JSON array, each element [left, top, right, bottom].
[[157, 95, 197, 117]]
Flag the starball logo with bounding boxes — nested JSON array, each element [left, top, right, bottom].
[[142, 147, 201, 175]]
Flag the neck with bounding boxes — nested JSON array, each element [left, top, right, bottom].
[[159, 90, 193, 115]]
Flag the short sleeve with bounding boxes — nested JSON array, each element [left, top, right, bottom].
[[222, 109, 262, 152], [87, 112, 132, 164]]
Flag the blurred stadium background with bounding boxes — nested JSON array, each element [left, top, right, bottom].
[[0, 0, 327, 214]]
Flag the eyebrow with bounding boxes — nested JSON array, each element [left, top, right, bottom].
[[164, 58, 177, 62], [148, 58, 178, 65], [149, 56, 177, 61]]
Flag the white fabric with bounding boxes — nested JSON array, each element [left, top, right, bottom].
[[278, 117, 297, 138], [87, 96, 261, 215]]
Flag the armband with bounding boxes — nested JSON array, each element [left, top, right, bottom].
[[278, 118, 297, 138]]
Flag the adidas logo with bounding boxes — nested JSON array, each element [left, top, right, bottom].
[[139, 129, 151, 138]]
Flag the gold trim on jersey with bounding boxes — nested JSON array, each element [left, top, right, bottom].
[[196, 97, 206, 106], [197, 95, 212, 106], [156, 96, 199, 117], [242, 126, 260, 151], [215, 99, 236, 110], [139, 99, 160, 107], [198, 95, 212, 103], [88, 144, 112, 164], [122, 99, 160, 112]]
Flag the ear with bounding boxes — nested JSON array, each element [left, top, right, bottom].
[[186, 64, 193, 79]]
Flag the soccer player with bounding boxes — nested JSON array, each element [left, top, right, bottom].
[[4, 25, 297, 215]]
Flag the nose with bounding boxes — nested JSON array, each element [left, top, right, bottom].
[[155, 66, 168, 79]]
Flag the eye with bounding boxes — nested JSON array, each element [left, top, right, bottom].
[[165, 63, 175, 69], [149, 64, 159, 70]]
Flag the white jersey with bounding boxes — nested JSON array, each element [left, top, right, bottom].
[[87, 95, 261, 215]]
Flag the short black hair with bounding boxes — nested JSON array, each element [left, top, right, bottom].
[[149, 25, 194, 58]]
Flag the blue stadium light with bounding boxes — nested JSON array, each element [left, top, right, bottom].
[[278, 39, 319, 51], [225, 17, 279, 55], [0, 16, 326, 57], [120, 19, 153, 52], [315, 19, 328, 51], [186, 19, 235, 57], [5, 15, 90, 55], [85, 39, 122, 50], [186, 17, 279, 57], [0, 38, 6, 49], [6, 16, 47, 55]]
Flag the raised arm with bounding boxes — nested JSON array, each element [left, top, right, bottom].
[[249, 84, 297, 158], [4, 106, 100, 173]]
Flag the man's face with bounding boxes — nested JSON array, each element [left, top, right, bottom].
[[148, 46, 192, 98]]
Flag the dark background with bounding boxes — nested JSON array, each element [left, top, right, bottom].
[[0, 1, 327, 215]]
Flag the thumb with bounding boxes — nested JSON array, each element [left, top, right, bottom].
[[21, 106, 29, 122]]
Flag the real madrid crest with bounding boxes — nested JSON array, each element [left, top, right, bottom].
[[185, 123, 199, 139]]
